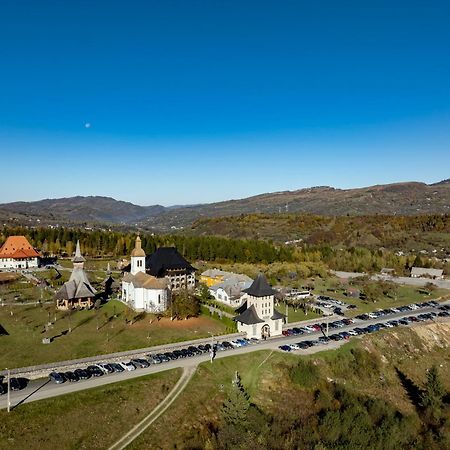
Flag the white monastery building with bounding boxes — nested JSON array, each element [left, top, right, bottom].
[[122, 236, 171, 313], [234, 274, 285, 339], [0, 235, 40, 270]]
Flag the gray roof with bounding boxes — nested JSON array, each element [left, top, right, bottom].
[[271, 309, 286, 321], [243, 274, 277, 297], [72, 240, 86, 263], [55, 266, 96, 300], [234, 304, 264, 325], [202, 269, 252, 283]]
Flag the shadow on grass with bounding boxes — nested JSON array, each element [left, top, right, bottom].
[[395, 367, 423, 411], [73, 314, 94, 331]]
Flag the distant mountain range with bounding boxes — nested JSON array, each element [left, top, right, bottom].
[[1, 180, 449, 231]]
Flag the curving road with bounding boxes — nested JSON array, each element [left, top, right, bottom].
[[1, 301, 448, 412]]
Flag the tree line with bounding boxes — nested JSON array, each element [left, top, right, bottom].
[[1, 225, 446, 275]]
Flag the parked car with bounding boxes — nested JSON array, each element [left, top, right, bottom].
[[279, 345, 291, 352], [9, 377, 24, 391], [120, 361, 136, 371], [49, 372, 65, 384], [149, 355, 162, 364], [131, 358, 150, 368], [109, 364, 124, 373], [87, 365, 104, 377]]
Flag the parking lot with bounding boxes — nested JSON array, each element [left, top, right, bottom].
[[1, 300, 449, 409]]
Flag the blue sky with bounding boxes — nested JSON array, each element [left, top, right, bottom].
[[1, 0, 449, 206]]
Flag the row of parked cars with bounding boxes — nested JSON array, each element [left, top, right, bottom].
[[355, 301, 441, 321], [279, 303, 449, 352], [0, 376, 27, 394], [48, 338, 257, 384]]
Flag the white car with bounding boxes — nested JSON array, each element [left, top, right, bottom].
[[94, 364, 109, 375], [304, 325, 316, 332], [391, 308, 400, 313], [289, 343, 300, 350], [384, 322, 394, 328], [230, 340, 242, 348], [347, 330, 358, 336], [409, 304, 419, 310], [120, 362, 136, 371], [367, 313, 377, 319]]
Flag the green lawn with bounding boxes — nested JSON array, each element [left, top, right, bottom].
[[0, 300, 227, 369], [285, 305, 323, 323], [0, 369, 182, 450]]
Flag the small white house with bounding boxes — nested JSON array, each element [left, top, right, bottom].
[[209, 277, 252, 307], [234, 274, 285, 339], [121, 236, 171, 313]]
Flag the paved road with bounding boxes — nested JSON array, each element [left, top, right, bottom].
[[1, 302, 448, 411]]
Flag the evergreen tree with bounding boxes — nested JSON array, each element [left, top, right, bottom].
[[221, 372, 250, 427], [420, 365, 445, 414]]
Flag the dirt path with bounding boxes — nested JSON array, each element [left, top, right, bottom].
[[108, 364, 197, 450]]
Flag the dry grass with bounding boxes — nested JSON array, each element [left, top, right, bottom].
[[0, 369, 182, 450]]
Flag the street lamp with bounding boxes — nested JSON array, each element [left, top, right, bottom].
[[6, 368, 10, 413]]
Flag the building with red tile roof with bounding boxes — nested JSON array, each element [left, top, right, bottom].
[[0, 236, 40, 269]]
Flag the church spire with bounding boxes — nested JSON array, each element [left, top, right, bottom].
[[73, 240, 86, 263], [131, 235, 146, 258]]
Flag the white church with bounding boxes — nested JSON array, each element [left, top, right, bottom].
[[121, 236, 171, 313], [234, 274, 285, 339]]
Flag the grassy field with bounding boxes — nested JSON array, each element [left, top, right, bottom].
[[0, 300, 227, 369], [0, 368, 181, 450], [285, 305, 322, 323], [129, 322, 450, 449], [1, 321, 449, 449]]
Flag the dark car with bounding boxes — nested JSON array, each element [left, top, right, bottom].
[[438, 311, 450, 317], [173, 350, 185, 358], [222, 341, 233, 349], [188, 346, 202, 355], [9, 377, 23, 391], [0, 384, 6, 395], [297, 342, 309, 349], [64, 371, 79, 382], [329, 334, 342, 341], [74, 368, 90, 380], [157, 353, 170, 362], [87, 365, 103, 377], [131, 358, 150, 368], [110, 363, 125, 372], [279, 345, 291, 352], [49, 372, 65, 384]]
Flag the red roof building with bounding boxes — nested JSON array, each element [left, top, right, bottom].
[[0, 236, 40, 269]]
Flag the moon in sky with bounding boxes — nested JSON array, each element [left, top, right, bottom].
[[84, 122, 91, 129]]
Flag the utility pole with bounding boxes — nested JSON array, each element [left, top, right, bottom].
[[7, 368, 10, 413]]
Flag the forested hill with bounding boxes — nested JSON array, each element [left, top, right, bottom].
[[0, 180, 449, 230], [190, 213, 450, 254]]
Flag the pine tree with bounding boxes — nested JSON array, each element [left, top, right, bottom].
[[221, 372, 250, 427], [421, 365, 445, 412]]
